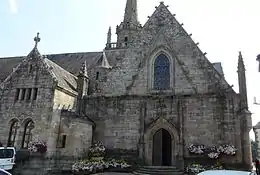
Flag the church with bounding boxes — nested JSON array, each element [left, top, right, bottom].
[[0, 0, 253, 171]]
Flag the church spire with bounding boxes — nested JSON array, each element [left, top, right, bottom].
[[238, 51, 245, 70], [116, 0, 141, 47], [107, 26, 112, 44], [123, 0, 139, 26], [237, 51, 248, 109]]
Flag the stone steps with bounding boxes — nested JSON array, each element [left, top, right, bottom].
[[134, 166, 184, 175]]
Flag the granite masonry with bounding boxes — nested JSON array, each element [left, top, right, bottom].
[[0, 0, 253, 173], [253, 54, 260, 160]]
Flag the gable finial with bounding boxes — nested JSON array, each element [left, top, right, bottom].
[[34, 32, 41, 48]]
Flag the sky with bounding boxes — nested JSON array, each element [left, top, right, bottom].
[[1, 0, 260, 139]]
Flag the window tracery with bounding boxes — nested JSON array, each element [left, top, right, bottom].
[[7, 119, 19, 147], [153, 54, 170, 90], [22, 120, 35, 148]]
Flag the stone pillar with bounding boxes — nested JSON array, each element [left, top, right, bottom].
[[242, 131, 252, 170], [31, 88, 35, 101], [138, 101, 145, 162], [18, 89, 23, 100], [178, 99, 185, 170], [46, 109, 61, 157], [24, 89, 28, 101], [241, 111, 253, 170], [16, 128, 24, 148]]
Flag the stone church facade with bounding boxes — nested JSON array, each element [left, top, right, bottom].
[[253, 54, 260, 160], [0, 0, 253, 170]]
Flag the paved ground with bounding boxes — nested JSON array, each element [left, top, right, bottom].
[[94, 173, 133, 175]]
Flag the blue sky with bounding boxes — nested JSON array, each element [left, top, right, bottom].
[[1, 0, 260, 138]]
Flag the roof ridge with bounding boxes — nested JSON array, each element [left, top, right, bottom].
[[46, 51, 102, 56], [0, 51, 103, 60]]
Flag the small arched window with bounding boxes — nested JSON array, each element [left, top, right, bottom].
[[28, 64, 33, 73], [124, 37, 128, 46], [124, 37, 128, 42], [153, 54, 170, 90], [22, 120, 35, 148], [96, 72, 100, 80], [7, 119, 19, 147]]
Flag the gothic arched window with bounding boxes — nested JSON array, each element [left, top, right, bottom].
[[22, 120, 35, 148], [7, 119, 19, 147], [153, 54, 170, 90]]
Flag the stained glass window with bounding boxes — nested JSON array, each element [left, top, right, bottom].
[[153, 54, 170, 90]]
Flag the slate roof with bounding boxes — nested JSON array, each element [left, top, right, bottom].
[[212, 62, 224, 77], [254, 122, 260, 129], [47, 52, 103, 74], [0, 56, 24, 83], [96, 52, 112, 69], [44, 58, 78, 94], [0, 52, 103, 83]]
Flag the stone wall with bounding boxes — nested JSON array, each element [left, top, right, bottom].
[[254, 128, 260, 159], [53, 88, 77, 110], [46, 109, 93, 157], [0, 57, 55, 147], [58, 110, 93, 157], [85, 93, 244, 167], [14, 153, 75, 175], [85, 96, 140, 150]]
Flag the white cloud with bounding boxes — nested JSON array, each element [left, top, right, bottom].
[[8, 0, 18, 14]]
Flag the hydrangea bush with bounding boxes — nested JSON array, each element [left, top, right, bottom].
[[88, 142, 106, 158], [208, 152, 220, 159], [72, 159, 131, 174], [188, 144, 206, 154], [188, 144, 237, 159], [218, 145, 237, 155], [186, 163, 223, 174], [28, 141, 47, 154], [72, 141, 132, 174]]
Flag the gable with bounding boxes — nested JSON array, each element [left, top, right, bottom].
[[0, 52, 99, 84], [0, 49, 78, 95], [0, 53, 55, 90], [124, 2, 234, 95]]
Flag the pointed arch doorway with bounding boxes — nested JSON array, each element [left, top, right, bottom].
[[152, 128, 172, 166]]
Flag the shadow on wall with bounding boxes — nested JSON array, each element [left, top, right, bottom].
[[15, 149, 30, 164]]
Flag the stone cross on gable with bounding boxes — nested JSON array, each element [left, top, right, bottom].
[[34, 32, 41, 48]]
